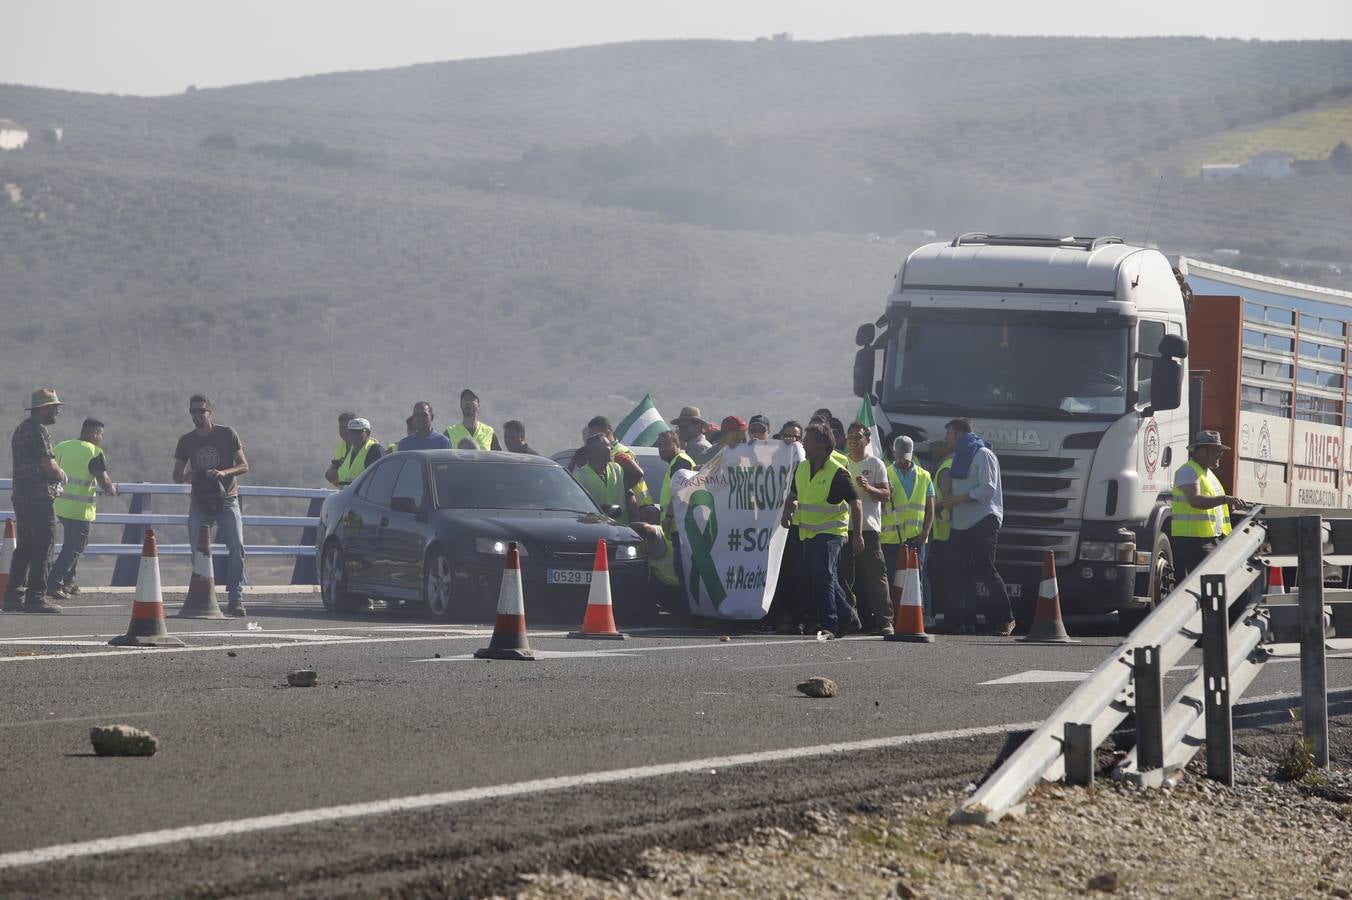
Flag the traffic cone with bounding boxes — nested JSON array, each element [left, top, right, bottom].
[[178, 525, 225, 619], [1021, 550, 1078, 643], [474, 543, 536, 661], [885, 546, 933, 643], [109, 529, 186, 647], [1265, 564, 1286, 596], [0, 519, 14, 602], [569, 539, 629, 640]]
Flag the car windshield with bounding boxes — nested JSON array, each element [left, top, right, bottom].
[[881, 310, 1130, 418], [432, 461, 600, 512]]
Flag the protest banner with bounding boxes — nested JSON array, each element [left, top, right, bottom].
[[669, 440, 804, 619]]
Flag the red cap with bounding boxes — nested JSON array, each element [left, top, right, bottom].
[[720, 415, 747, 432]]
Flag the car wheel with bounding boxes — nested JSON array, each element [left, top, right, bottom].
[[1121, 532, 1173, 631], [423, 550, 455, 621], [320, 541, 365, 613]]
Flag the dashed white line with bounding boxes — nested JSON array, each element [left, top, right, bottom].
[[0, 719, 1039, 871]]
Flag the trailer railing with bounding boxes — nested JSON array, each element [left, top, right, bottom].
[[0, 480, 334, 586]]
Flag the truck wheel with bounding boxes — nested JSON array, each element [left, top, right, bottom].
[[1121, 532, 1174, 631]]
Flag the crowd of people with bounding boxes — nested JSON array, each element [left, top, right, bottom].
[[6, 384, 1248, 634]]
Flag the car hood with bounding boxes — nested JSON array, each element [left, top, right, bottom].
[[432, 508, 636, 543]]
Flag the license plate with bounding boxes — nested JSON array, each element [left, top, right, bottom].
[[976, 583, 1022, 598], [547, 569, 592, 585]]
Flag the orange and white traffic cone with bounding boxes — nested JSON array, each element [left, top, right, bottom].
[[474, 542, 536, 661], [178, 525, 225, 619], [0, 519, 14, 604], [569, 539, 629, 640], [1021, 550, 1077, 644], [109, 529, 186, 647], [885, 546, 933, 643], [1265, 564, 1286, 596]]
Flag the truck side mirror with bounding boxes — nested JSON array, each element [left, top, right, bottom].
[[855, 323, 876, 347], [853, 347, 875, 398], [1158, 334, 1188, 358], [1149, 356, 1184, 413]]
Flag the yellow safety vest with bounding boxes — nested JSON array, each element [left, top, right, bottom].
[[1171, 460, 1231, 539], [332, 439, 347, 462], [576, 462, 628, 522], [53, 440, 103, 522], [336, 438, 379, 487], [647, 530, 678, 586], [445, 421, 495, 450], [794, 457, 849, 539], [881, 463, 932, 545], [659, 451, 695, 510], [611, 441, 653, 507], [931, 457, 953, 543]]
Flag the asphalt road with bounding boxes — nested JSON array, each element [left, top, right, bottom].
[[1, 589, 1348, 898]]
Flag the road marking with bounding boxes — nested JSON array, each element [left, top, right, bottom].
[[981, 669, 1091, 685], [0, 634, 521, 663], [0, 719, 1039, 871], [0, 711, 168, 729], [426, 649, 640, 661]]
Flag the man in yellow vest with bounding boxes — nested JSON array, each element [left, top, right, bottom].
[[631, 504, 680, 608], [445, 389, 501, 450], [780, 423, 862, 638], [330, 418, 384, 488], [1170, 430, 1248, 580], [881, 435, 935, 620], [584, 415, 653, 508], [328, 411, 355, 481], [574, 434, 635, 523], [47, 418, 117, 600], [656, 429, 695, 533]]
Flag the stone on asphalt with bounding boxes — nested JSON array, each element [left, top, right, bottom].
[[90, 724, 159, 757], [1087, 871, 1120, 892], [287, 669, 319, 687], [797, 676, 838, 698]]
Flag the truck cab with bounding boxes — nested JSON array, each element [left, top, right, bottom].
[[854, 234, 1190, 620]]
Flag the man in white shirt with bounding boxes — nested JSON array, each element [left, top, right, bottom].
[[841, 421, 894, 635]]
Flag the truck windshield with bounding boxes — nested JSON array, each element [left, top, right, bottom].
[[881, 310, 1130, 418]]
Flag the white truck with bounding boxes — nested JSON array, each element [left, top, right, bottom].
[[852, 233, 1352, 624]]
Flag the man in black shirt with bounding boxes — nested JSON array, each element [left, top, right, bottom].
[[502, 420, 540, 455], [3, 389, 68, 613], [172, 394, 250, 616]]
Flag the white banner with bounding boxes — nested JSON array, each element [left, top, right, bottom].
[[669, 440, 804, 619]]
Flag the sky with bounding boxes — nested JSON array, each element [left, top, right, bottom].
[[3, 0, 1350, 96]]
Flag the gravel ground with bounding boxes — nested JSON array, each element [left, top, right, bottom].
[[503, 719, 1352, 899]]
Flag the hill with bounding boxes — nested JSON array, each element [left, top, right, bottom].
[[1, 34, 1350, 493]]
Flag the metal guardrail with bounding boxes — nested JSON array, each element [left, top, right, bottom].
[[953, 509, 1341, 824], [0, 479, 334, 586]]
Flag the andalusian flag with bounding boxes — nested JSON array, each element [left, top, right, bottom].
[[855, 396, 885, 459], [616, 393, 668, 447]]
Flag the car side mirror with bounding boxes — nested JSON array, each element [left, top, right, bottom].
[[390, 496, 419, 515], [603, 504, 625, 520]]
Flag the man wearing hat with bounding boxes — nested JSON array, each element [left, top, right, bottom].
[[327, 417, 384, 488], [747, 415, 771, 443], [719, 415, 748, 451], [3, 389, 68, 613], [1170, 431, 1249, 580], [670, 406, 714, 465], [445, 389, 501, 451]]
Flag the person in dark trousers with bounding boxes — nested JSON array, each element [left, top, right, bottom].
[[941, 417, 1014, 636], [781, 423, 862, 638], [3, 389, 68, 614], [1170, 431, 1248, 580], [48, 417, 118, 599], [841, 421, 894, 635]]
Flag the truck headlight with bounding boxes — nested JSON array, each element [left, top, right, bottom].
[[1079, 541, 1136, 563], [475, 538, 528, 557]]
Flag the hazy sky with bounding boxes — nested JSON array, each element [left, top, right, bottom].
[[3, 0, 1349, 96]]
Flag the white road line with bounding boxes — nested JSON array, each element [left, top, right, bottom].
[[0, 711, 168, 729], [0, 634, 509, 663], [0, 720, 1039, 871], [980, 669, 1091, 686]]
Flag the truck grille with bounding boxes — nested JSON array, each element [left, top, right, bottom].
[[991, 451, 1088, 569]]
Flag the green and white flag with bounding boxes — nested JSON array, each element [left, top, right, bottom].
[[616, 393, 668, 447], [855, 396, 885, 459]]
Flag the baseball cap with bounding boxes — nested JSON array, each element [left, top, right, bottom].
[[892, 435, 914, 461], [748, 414, 770, 432], [721, 415, 747, 432], [460, 388, 479, 402], [347, 417, 372, 432]]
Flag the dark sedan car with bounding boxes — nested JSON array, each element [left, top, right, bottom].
[[316, 450, 651, 624]]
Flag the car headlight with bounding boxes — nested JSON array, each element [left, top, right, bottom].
[[475, 538, 528, 557], [614, 544, 641, 560], [1079, 540, 1136, 563]]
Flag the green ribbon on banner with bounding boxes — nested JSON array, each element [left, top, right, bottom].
[[683, 488, 727, 610]]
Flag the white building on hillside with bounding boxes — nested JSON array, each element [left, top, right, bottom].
[[0, 119, 28, 151], [1201, 150, 1294, 181]]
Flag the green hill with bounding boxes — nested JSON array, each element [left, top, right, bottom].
[[1, 34, 1350, 491]]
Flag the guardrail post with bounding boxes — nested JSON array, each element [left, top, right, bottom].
[[291, 496, 323, 585], [1063, 723, 1094, 786], [1133, 645, 1164, 772], [1296, 515, 1329, 768], [1200, 573, 1233, 786], [111, 488, 149, 586]]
